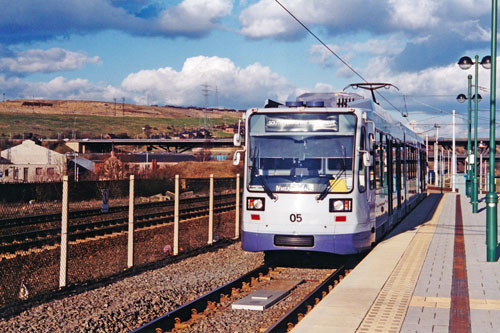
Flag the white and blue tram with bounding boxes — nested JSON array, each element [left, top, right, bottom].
[[233, 87, 427, 255]]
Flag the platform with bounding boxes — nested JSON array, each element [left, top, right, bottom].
[[292, 192, 500, 332]]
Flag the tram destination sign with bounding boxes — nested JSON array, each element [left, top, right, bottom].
[[265, 115, 339, 132]]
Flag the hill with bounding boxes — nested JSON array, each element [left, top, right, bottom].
[[0, 99, 241, 119], [0, 100, 242, 140]]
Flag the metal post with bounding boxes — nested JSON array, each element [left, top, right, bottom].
[[434, 125, 439, 186], [452, 110, 457, 192], [208, 174, 214, 245], [441, 146, 444, 187], [235, 174, 240, 239], [486, 0, 498, 262], [446, 149, 451, 187], [425, 135, 429, 184], [480, 151, 483, 195], [466, 74, 473, 197], [127, 175, 134, 268], [472, 55, 480, 212], [174, 175, 179, 255], [59, 176, 68, 288]]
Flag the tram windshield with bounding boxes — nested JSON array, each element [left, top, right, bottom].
[[248, 113, 356, 193]]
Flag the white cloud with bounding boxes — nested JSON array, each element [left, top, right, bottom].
[[388, 0, 439, 30], [121, 55, 294, 107], [156, 0, 232, 35], [0, 48, 100, 74]]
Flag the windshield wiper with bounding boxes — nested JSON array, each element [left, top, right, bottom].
[[317, 145, 346, 201], [257, 175, 277, 200], [250, 147, 277, 201]]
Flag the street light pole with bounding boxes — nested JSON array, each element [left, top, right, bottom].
[[473, 55, 480, 213], [467, 74, 473, 198], [452, 110, 456, 192], [486, 0, 498, 262]]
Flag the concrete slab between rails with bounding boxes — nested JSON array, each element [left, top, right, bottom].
[[292, 193, 446, 333], [232, 279, 302, 311]]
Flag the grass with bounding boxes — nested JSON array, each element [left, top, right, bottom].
[[0, 113, 239, 139]]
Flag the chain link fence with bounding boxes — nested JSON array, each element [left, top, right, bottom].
[[0, 175, 242, 308]]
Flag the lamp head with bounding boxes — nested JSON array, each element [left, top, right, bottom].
[[456, 93, 467, 103], [472, 94, 482, 102], [458, 56, 473, 70], [481, 55, 492, 69]]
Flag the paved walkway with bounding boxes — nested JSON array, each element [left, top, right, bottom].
[[292, 192, 500, 332]]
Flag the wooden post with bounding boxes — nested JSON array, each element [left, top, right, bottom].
[[208, 174, 214, 244], [235, 174, 240, 239], [127, 175, 134, 268], [174, 175, 179, 255], [59, 176, 68, 288]]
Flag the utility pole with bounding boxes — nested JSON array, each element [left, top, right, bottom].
[[434, 124, 440, 186], [113, 98, 117, 117], [426, 134, 429, 184]]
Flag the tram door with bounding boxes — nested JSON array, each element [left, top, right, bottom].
[[365, 122, 376, 221]]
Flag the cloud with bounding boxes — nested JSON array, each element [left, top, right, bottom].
[[0, 55, 295, 109], [0, 48, 100, 75], [155, 0, 232, 36], [121, 55, 294, 108], [239, 0, 389, 40], [0, 0, 233, 44], [239, 0, 492, 73]]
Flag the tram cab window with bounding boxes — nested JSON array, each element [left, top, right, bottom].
[[247, 113, 357, 193]]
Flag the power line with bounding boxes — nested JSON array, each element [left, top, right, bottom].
[[274, 0, 402, 116]]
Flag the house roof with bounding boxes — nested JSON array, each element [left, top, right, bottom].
[[70, 157, 95, 171]]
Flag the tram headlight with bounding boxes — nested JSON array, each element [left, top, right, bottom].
[[247, 197, 265, 211], [329, 199, 352, 212]]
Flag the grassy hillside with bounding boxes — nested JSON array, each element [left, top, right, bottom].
[[0, 99, 241, 139]]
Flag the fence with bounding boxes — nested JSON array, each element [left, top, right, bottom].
[[0, 174, 242, 308]]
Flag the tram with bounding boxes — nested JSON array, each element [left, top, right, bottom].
[[233, 84, 427, 255]]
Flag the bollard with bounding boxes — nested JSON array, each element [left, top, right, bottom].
[[59, 176, 69, 288], [101, 188, 109, 213], [208, 174, 214, 245], [235, 174, 240, 239], [174, 175, 179, 255], [128, 175, 134, 268]]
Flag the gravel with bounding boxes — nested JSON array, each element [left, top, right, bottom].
[[0, 242, 264, 332]]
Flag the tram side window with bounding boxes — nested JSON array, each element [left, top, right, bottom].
[[369, 134, 376, 190], [374, 139, 380, 188], [359, 127, 367, 192]]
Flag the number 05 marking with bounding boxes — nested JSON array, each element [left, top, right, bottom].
[[290, 214, 302, 223]]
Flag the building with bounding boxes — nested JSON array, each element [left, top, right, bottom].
[[0, 140, 67, 182]]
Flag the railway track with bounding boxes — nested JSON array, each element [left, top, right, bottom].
[[0, 194, 235, 229], [133, 254, 361, 332], [0, 194, 236, 256]]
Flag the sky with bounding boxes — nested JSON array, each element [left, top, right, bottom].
[[0, 0, 497, 137]]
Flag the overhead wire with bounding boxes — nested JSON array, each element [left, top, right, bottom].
[[273, 0, 493, 129], [273, 0, 404, 117]]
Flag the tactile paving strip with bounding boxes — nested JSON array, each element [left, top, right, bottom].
[[356, 195, 446, 333]]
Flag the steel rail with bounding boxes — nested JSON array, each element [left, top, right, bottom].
[[264, 265, 347, 332], [0, 193, 236, 229], [131, 265, 270, 333], [0, 201, 236, 254]]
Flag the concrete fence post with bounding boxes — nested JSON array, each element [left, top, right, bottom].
[[174, 175, 179, 255], [127, 175, 134, 268], [235, 174, 240, 239], [59, 175, 69, 288], [208, 174, 214, 244]]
